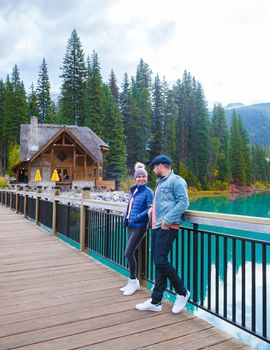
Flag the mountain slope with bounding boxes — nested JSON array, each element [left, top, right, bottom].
[[224, 103, 270, 146]]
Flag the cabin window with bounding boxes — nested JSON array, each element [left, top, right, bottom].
[[58, 151, 67, 162]]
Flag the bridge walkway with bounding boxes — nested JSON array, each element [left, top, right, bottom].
[[0, 206, 250, 350]]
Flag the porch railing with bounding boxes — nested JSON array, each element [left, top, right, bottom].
[[0, 188, 269, 344]]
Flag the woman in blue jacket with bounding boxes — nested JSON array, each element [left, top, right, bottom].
[[121, 162, 153, 296]]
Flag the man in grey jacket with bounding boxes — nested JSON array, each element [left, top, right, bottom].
[[136, 155, 190, 313]]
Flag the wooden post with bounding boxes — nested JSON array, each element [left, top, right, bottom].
[[80, 187, 90, 252], [73, 144, 76, 180], [35, 195, 39, 225], [51, 145, 54, 178], [15, 185, 19, 213], [52, 187, 60, 235], [84, 154, 87, 180], [23, 187, 29, 218]]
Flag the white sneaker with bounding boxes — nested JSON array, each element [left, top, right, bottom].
[[120, 279, 140, 293], [120, 279, 130, 292], [172, 290, 190, 314], [123, 279, 140, 296], [135, 299, 162, 312]]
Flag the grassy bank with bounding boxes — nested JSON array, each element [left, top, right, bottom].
[[188, 189, 231, 201], [189, 185, 270, 201]]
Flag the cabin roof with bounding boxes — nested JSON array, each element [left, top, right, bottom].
[[20, 123, 109, 163]]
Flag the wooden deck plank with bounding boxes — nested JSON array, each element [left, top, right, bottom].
[[0, 206, 251, 350]]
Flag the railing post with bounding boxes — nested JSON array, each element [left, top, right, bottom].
[[15, 186, 19, 213], [104, 209, 110, 258], [35, 194, 40, 225], [80, 187, 90, 252], [52, 187, 60, 235], [10, 191, 12, 209], [24, 187, 29, 218], [193, 223, 199, 303], [137, 231, 147, 286]]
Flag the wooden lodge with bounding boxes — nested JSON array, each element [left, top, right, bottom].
[[13, 116, 115, 190]]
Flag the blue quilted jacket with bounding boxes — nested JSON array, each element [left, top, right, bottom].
[[124, 184, 153, 229]]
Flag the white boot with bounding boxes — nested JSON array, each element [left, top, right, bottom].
[[123, 279, 140, 296]]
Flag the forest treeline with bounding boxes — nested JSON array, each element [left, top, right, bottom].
[[0, 29, 270, 189]]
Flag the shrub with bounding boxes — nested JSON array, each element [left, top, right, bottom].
[[119, 176, 135, 193], [254, 181, 265, 189], [210, 180, 229, 191]]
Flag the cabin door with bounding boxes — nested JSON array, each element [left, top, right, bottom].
[[56, 168, 71, 182]]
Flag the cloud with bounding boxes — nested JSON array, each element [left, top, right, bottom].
[[0, 0, 270, 107]]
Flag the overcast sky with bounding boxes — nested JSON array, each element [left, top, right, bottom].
[[1, 0, 270, 109]]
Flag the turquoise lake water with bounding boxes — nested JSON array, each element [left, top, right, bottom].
[[189, 191, 270, 219]]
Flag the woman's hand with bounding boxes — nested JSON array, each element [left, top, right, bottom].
[[148, 207, 152, 218], [161, 220, 170, 230]]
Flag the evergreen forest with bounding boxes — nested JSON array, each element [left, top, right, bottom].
[[0, 29, 270, 189]]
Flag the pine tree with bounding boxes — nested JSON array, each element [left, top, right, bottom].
[[209, 103, 230, 183], [125, 93, 142, 170], [189, 80, 209, 187], [27, 83, 39, 118], [84, 55, 92, 125], [175, 71, 193, 167], [163, 81, 178, 166], [85, 51, 104, 137], [2, 66, 27, 172], [59, 29, 86, 125], [119, 72, 130, 141], [229, 112, 247, 184], [131, 59, 152, 164], [150, 74, 164, 158], [36, 58, 52, 123], [251, 145, 269, 182], [108, 69, 119, 105], [174, 71, 209, 187], [238, 116, 252, 184], [119, 73, 142, 170], [8, 65, 28, 143], [102, 84, 126, 187]]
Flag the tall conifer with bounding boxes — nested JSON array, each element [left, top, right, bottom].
[[27, 83, 39, 119], [229, 112, 247, 184], [119, 72, 130, 141], [163, 82, 178, 166], [36, 58, 52, 123], [209, 103, 230, 182], [109, 69, 119, 105], [85, 51, 104, 136], [131, 59, 152, 163], [59, 29, 86, 125], [150, 74, 164, 158], [102, 85, 126, 187]]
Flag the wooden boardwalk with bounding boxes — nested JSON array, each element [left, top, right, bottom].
[[0, 206, 250, 350]]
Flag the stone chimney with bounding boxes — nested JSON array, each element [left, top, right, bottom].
[[29, 116, 39, 155]]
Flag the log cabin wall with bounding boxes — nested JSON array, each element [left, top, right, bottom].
[[29, 147, 99, 182]]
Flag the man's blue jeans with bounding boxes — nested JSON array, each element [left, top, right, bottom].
[[151, 227, 187, 304]]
